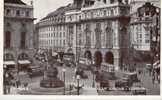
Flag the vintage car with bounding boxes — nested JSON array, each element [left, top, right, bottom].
[[75, 67, 88, 79], [131, 87, 147, 95], [115, 78, 131, 91], [100, 80, 110, 91], [131, 82, 147, 95], [123, 72, 140, 83], [78, 58, 93, 70]]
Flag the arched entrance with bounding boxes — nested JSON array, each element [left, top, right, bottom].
[[84, 50, 92, 60], [94, 51, 102, 67], [105, 52, 114, 64]]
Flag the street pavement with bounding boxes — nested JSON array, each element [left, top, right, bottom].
[[10, 66, 96, 95], [81, 87, 98, 95], [137, 68, 160, 95], [9, 64, 160, 95]]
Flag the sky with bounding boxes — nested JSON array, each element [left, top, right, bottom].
[[22, 0, 73, 23]]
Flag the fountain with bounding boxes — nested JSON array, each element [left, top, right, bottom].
[[40, 67, 64, 88]]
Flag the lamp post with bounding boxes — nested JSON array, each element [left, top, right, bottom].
[[76, 75, 80, 95], [62, 68, 66, 95], [3, 65, 7, 94], [92, 72, 95, 88]]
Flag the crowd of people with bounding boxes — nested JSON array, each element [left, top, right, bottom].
[[4, 70, 30, 94]]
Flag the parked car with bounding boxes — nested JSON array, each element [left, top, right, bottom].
[[100, 80, 110, 91], [28, 66, 44, 77], [123, 72, 140, 83], [115, 78, 131, 91], [75, 67, 88, 79], [132, 87, 147, 95]]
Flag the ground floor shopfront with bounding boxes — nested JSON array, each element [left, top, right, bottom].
[[3, 49, 35, 72], [75, 47, 123, 71]]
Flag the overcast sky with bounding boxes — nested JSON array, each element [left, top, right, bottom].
[[22, 0, 73, 23]]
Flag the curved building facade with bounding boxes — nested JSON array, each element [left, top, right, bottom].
[[37, 0, 131, 70]]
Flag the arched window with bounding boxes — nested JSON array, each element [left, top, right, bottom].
[[16, 10, 20, 16], [103, 0, 107, 4], [105, 26, 113, 48], [95, 23, 102, 48], [4, 53, 14, 61], [110, 0, 114, 4], [18, 53, 29, 60], [5, 31, 11, 48]]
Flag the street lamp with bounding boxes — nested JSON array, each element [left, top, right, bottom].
[[92, 72, 95, 88], [62, 68, 66, 95], [76, 75, 80, 95], [3, 65, 7, 94]]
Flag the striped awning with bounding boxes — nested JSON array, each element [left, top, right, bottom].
[[4, 61, 15, 65], [52, 52, 58, 56], [18, 60, 31, 64]]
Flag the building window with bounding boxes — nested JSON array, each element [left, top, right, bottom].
[[6, 23, 10, 28], [20, 32, 26, 49], [6, 9, 10, 15], [111, 9, 114, 16], [60, 40, 62, 46], [60, 26, 62, 30], [63, 40, 65, 45], [5, 31, 11, 48], [57, 32, 58, 37], [60, 32, 61, 37], [140, 40, 142, 43], [145, 40, 150, 43], [26, 11, 29, 17], [110, 0, 114, 4], [96, 23, 101, 28], [104, 10, 107, 16], [16, 10, 20, 16], [103, 0, 106, 3], [63, 32, 65, 37], [4, 53, 14, 61], [145, 33, 150, 38], [18, 53, 29, 60], [139, 34, 142, 38]]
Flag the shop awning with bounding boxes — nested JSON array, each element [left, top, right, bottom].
[[18, 60, 31, 64], [52, 52, 58, 56], [4, 61, 15, 65], [153, 60, 160, 66]]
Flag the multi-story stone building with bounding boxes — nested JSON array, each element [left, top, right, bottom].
[[37, 0, 130, 70], [37, 6, 68, 53], [4, 0, 35, 71], [130, 0, 160, 14], [130, 2, 160, 52]]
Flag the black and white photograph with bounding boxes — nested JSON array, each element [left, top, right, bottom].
[[2, 0, 161, 96]]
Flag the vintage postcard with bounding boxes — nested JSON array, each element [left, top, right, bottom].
[[2, 0, 161, 97]]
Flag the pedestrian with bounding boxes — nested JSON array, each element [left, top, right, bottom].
[[156, 68, 160, 81], [15, 79, 20, 88], [152, 75, 155, 84], [157, 75, 160, 84], [29, 72, 32, 80], [24, 82, 28, 90], [74, 68, 77, 78], [6, 80, 11, 94], [138, 70, 141, 75], [6, 85, 11, 94]]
